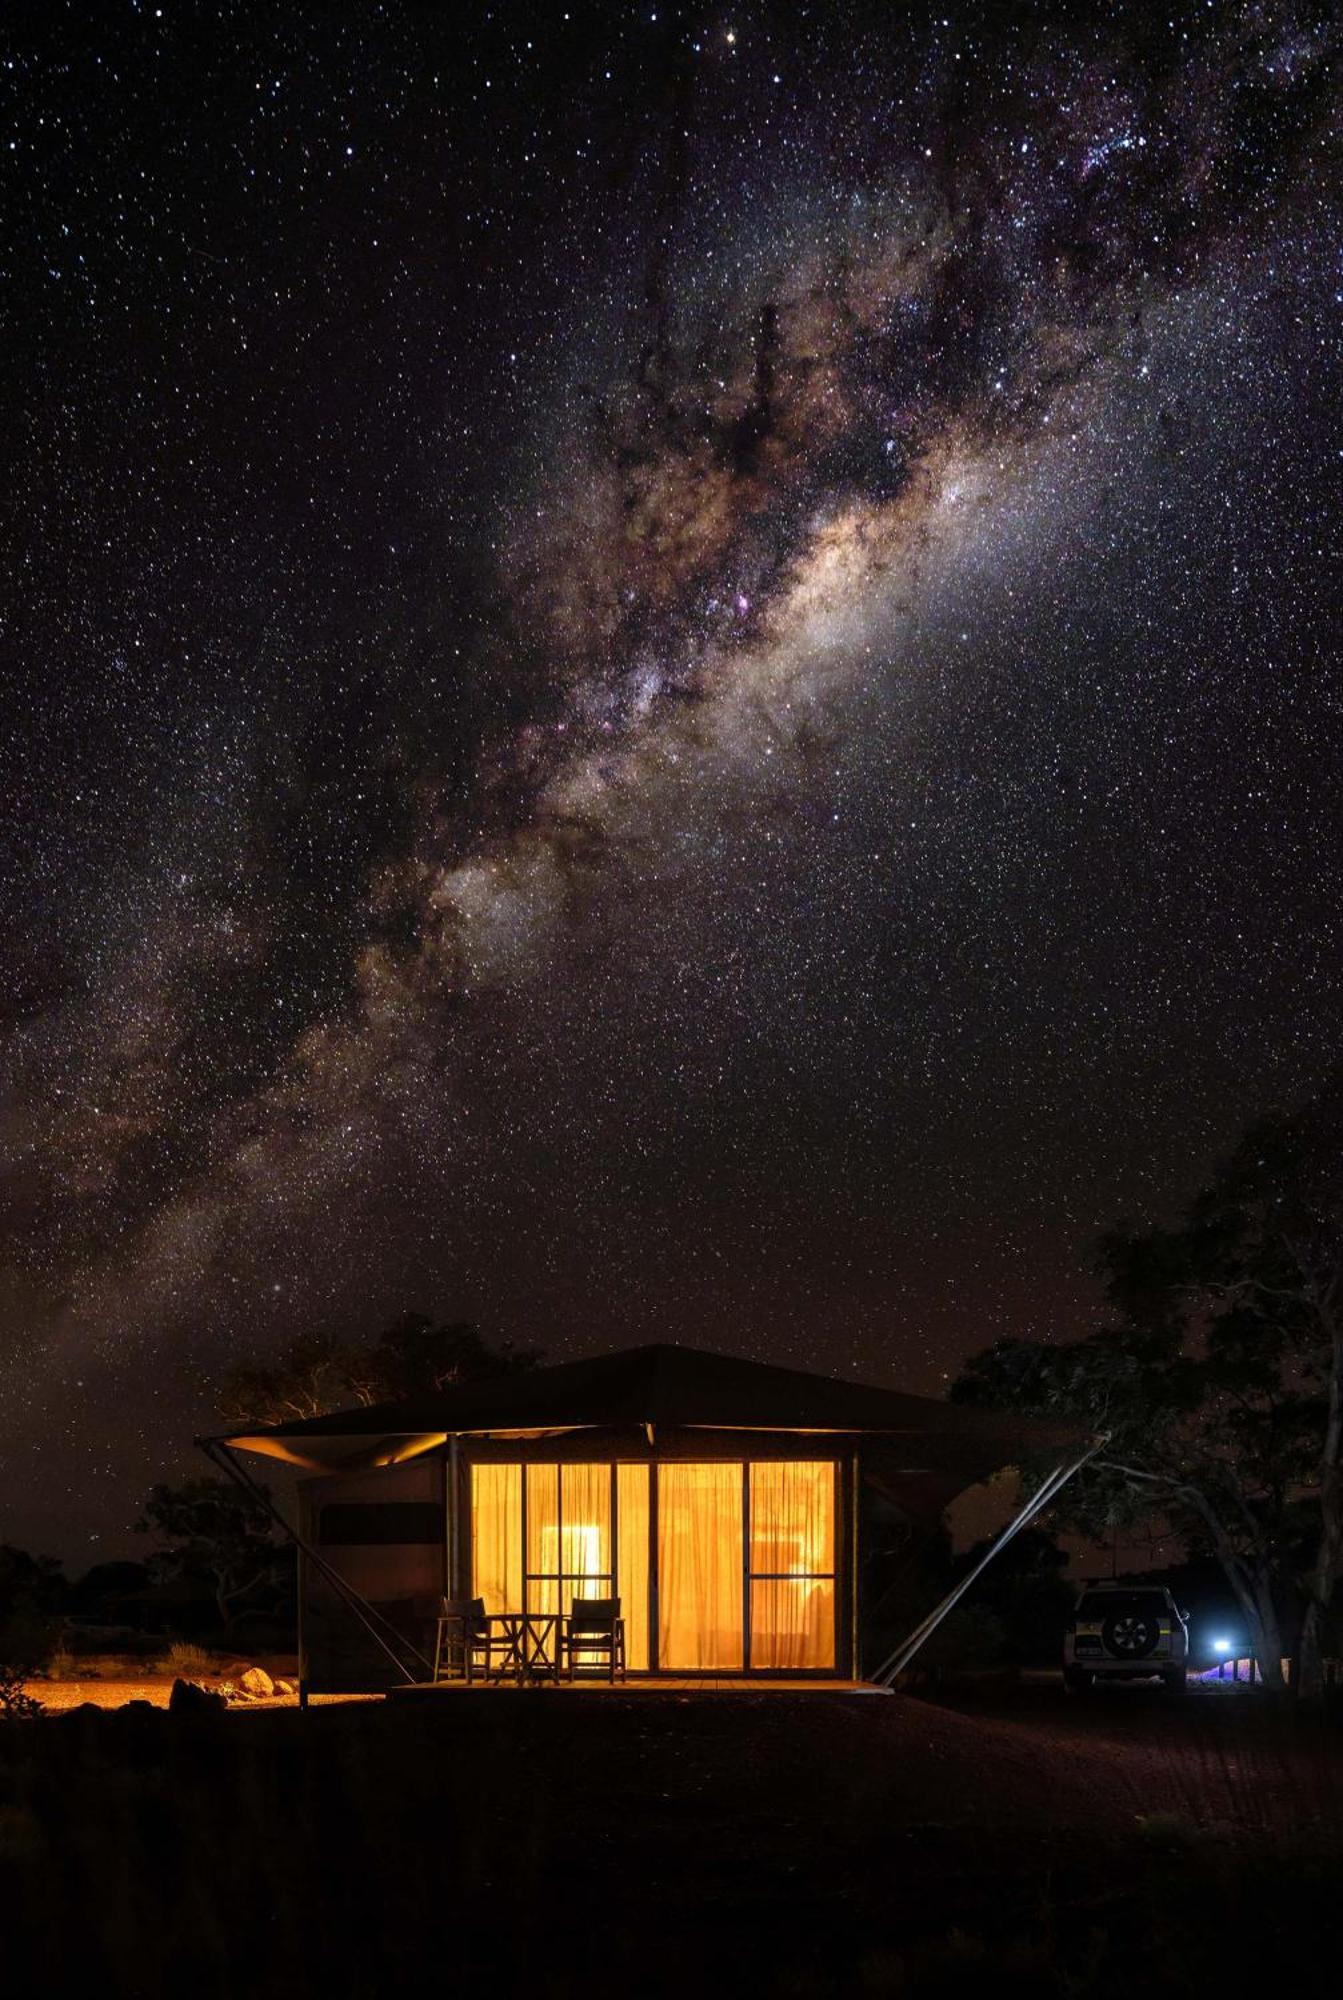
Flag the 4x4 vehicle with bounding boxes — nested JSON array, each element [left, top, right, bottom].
[[1063, 1582, 1189, 1692]]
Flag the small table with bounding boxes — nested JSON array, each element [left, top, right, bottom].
[[485, 1611, 559, 1685]]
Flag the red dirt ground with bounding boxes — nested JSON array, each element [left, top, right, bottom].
[[5, 1675, 1341, 1995], [900, 1679, 1341, 1841]]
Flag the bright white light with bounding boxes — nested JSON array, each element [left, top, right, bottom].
[[1212, 1637, 1232, 1654]]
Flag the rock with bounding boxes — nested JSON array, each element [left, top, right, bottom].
[[272, 1678, 295, 1697], [59, 1702, 106, 1726], [169, 1678, 227, 1716], [237, 1666, 275, 1699]]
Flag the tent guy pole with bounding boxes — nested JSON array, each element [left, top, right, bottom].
[[196, 1436, 429, 1684], [869, 1438, 1106, 1687]]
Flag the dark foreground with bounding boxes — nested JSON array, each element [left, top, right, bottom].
[[2, 1682, 1340, 1998]]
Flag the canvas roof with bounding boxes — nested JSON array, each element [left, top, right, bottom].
[[210, 1340, 1082, 1486]]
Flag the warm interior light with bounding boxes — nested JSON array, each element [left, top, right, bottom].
[[539, 1523, 604, 1585], [473, 1457, 836, 1674]]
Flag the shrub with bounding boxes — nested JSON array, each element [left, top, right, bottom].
[[0, 1664, 44, 1722], [154, 1639, 217, 1679], [0, 1605, 63, 1672], [915, 1604, 1008, 1673]]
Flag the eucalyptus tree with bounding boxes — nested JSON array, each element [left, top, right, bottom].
[[955, 1069, 1343, 1696]]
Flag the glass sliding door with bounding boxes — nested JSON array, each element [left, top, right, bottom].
[[471, 1455, 837, 1674], [657, 1462, 745, 1670], [747, 1461, 836, 1669]]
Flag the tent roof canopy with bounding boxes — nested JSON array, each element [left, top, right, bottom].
[[209, 1340, 1081, 1480]]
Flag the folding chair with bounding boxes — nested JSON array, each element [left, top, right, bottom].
[[432, 1596, 505, 1683], [560, 1597, 626, 1682]]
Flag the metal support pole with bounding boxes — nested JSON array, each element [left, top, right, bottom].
[[448, 1435, 461, 1600], [196, 1437, 429, 1683], [870, 1439, 1105, 1687]]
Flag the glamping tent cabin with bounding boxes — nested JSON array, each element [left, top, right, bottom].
[[206, 1343, 1076, 1694]]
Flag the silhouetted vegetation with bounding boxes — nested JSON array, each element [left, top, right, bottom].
[[135, 1479, 288, 1638], [217, 1312, 542, 1428], [951, 1526, 1076, 1666], [0, 1546, 69, 1678], [861, 1501, 1075, 1676], [955, 1069, 1343, 1693], [0, 1665, 43, 1723]]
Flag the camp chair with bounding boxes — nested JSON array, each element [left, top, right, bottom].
[[560, 1597, 626, 1682], [431, 1596, 502, 1683]]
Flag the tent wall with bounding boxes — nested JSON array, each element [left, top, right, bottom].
[[297, 1435, 862, 1687], [298, 1458, 447, 1693]]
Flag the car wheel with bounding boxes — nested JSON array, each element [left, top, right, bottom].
[[1162, 1668, 1188, 1693], [1103, 1612, 1160, 1660], [1064, 1668, 1094, 1693]]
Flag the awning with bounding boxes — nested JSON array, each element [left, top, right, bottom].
[[203, 1341, 1081, 1488]]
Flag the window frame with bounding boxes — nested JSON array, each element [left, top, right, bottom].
[[468, 1454, 842, 1676], [742, 1460, 838, 1672], [520, 1460, 618, 1620]]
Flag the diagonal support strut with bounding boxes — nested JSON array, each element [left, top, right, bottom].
[[196, 1436, 431, 1685], [870, 1437, 1107, 1688]]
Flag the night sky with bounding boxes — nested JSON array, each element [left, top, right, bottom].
[[2, 2, 1340, 1559]]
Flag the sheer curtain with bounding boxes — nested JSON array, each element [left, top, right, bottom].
[[472, 1457, 835, 1671], [748, 1461, 836, 1669], [471, 1463, 522, 1614], [471, 1460, 648, 1663], [526, 1462, 611, 1619], [658, 1463, 744, 1670], [616, 1464, 650, 1671], [525, 1463, 561, 1618]]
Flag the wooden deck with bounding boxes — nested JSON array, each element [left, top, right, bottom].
[[386, 1676, 888, 1698]]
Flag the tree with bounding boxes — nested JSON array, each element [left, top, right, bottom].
[[219, 1313, 540, 1429], [0, 1545, 68, 1670], [1107, 1068, 1343, 1698], [954, 1069, 1343, 1696], [952, 1527, 1075, 1666], [955, 1319, 1299, 1690], [217, 1333, 351, 1428], [341, 1313, 541, 1404], [68, 1560, 156, 1630], [135, 1478, 284, 1637]]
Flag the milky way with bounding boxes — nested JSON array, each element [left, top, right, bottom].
[[2, 3, 1341, 1553]]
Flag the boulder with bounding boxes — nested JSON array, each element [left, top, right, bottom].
[[58, 1702, 106, 1727], [169, 1678, 227, 1716], [236, 1666, 275, 1699]]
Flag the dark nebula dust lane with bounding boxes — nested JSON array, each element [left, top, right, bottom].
[[1, 3, 1341, 1555]]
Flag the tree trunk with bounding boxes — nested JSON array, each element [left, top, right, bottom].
[[1247, 1570, 1287, 1692], [1178, 1489, 1286, 1690], [1219, 1560, 1286, 1692], [1099, 1462, 1289, 1688], [1299, 1297, 1343, 1701], [1297, 1599, 1325, 1700]]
